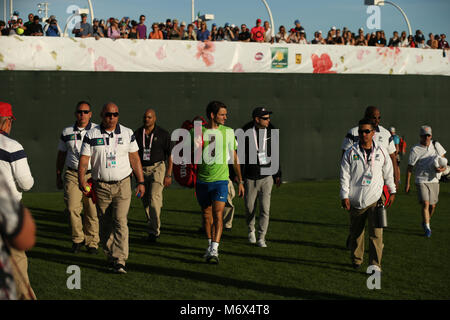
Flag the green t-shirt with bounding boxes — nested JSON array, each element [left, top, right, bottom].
[[190, 125, 237, 182]]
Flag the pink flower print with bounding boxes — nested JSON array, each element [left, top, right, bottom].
[[232, 63, 244, 73], [357, 49, 365, 60], [196, 41, 215, 67], [311, 54, 336, 73], [88, 48, 95, 55], [94, 56, 115, 71], [6, 64, 16, 70], [416, 55, 423, 64], [155, 46, 166, 60]]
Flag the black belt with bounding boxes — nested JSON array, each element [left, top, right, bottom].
[[68, 167, 91, 174], [95, 175, 130, 185]]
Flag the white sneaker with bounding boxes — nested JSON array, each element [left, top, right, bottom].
[[203, 246, 211, 258], [248, 231, 256, 244], [256, 240, 267, 248], [206, 249, 219, 264]]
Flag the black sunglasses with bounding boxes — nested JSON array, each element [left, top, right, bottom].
[[105, 112, 119, 117], [370, 116, 381, 120], [358, 129, 373, 135], [76, 110, 90, 114], [259, 117, 270, 120]]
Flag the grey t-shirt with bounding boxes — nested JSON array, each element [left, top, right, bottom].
[[74, 22, 93, 37]]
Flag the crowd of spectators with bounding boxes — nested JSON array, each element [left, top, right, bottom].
[[1, 12, 449, 50]]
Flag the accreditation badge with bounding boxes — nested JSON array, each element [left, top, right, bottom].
[[106, 152, 117, 169], [361, 171, 372, 186], [258, 152, 270, 165], [143, 148, 151, 161]]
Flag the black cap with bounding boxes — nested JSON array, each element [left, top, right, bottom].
[[80, 13, 87, 17], [252, 107, 273, 118]]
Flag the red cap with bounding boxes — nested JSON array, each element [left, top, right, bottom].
[[290, 28, 296, 33], [256, 18, 261, 23], [0, 102, 15, 120]]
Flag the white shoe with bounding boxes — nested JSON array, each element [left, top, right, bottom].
[[206, 249, 219, 264], [256, 240, 267, 248], [248, 231, 256, 244], [203, 246, 211, 258]]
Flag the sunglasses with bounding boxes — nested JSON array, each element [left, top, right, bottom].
[[77, 110, 90, 114], [370, 116, 381, 120], [259, 117, 270, 120], [421, 134, 431, 137], [358, 129, 373, 135], [105, 112, 119, 118]]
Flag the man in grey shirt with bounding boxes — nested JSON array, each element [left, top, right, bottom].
[[72, 13, 93, 38]]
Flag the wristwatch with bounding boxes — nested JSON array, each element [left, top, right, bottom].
[[137, 181, 145, 185]]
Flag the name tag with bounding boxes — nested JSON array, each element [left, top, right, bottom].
[[143, 148, 151, 161]]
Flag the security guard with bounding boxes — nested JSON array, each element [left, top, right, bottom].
[[134, 109, 173, 242], [56, 101, 99, 254], [78, 102, 145, 274], [0, 101, 36, 299]]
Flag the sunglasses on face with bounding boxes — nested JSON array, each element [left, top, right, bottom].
[[370, 116, 381, 120], [358, 129, 373, 135], [105, 112, 119, 118], [259, 117, 270, 120], [421, 134, 431, 137], [77, 110, 90, 114]]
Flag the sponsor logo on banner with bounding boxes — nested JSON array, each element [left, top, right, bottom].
[[255, 52, 264, 61], [296, 54, 302, 64], [271, 48, 288, 69]]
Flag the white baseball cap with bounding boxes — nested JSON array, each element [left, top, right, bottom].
[[389, 126, 396, 133]]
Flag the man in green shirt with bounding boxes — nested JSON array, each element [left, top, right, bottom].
[[193, 101, 244, 264]]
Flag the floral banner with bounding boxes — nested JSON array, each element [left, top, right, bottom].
[[0, 36, 449, 76]]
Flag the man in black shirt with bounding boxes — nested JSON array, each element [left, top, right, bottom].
[[27, 15, 43, 36], [238, 24, 251, 42], [241, 107, 281, 248], [134, 109, 173, 242]]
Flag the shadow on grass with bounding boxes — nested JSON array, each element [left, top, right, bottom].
[[270, 218, 347, 229], [125, 261, 355, 300]]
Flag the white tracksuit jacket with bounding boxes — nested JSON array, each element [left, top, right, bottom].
[[340, 141, 396, 210]]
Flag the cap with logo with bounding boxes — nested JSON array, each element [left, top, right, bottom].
[[256, 18, 261, 23], [389, 126, 396, 133], [420, 125, 432, 136], [0, 102, 16, 120], [252, 107, 273, 118]]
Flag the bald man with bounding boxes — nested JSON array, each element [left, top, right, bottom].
[[134, 109, 173, 242]]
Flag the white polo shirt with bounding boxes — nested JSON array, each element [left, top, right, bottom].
[[80, 124, 139, 182], [58, 122, 96, 170], [0, 132, 34, 201], [341, 125, 396, 155], [408, 141, 446, 184]]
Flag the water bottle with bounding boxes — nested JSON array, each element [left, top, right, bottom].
[[376, 201, 388, 228]]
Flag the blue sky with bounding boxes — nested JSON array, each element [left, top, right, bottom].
[[3, 0, 450, 39]]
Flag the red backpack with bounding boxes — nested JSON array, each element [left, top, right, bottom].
[[173, 116, 206, 188]]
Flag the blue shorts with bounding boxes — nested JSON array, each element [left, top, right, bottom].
[[195, 180, 229, 209]]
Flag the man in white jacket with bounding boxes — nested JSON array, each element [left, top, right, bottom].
[[340, 118, 396, 271]]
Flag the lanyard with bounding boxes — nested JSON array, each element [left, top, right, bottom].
[[253, 127, 267, 152], [362, 145, 375, 174], [142, 129, 154, 150], [104, 131, 118, 153], [73, 129, 84, 155]]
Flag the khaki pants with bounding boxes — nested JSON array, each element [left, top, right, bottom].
[[10, 248, 36, 300], [245, 176, 274, 241], [142, 162, 165, 236], [349, 201, 384, 267], [64, 170, 99, 248], [94, 177, 131, 266], [223, 179, 236, 229]]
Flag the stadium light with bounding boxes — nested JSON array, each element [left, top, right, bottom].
[[37, 2, 49, 21], [365, 0, 412, 36]]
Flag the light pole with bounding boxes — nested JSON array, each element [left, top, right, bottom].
[[365, 0, 412, 36], [87, 0, 95, 25], [9, 0, 12, 19], [261, 0, 275, 38], [191, 0, 194, 23]]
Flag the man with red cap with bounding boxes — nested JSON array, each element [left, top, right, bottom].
[[0, 102, 36, 299], [251, 18, 265, 43]]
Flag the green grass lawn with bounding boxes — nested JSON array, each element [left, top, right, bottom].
[[22, 180, 450, 300]]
